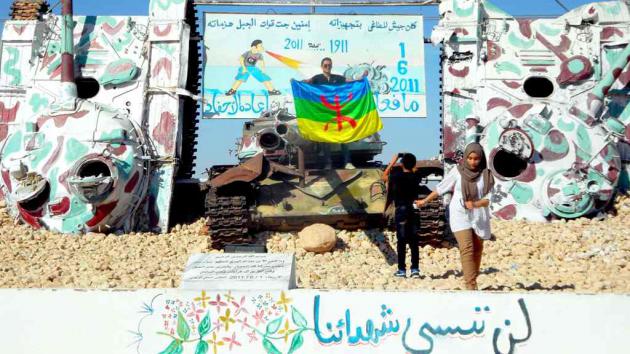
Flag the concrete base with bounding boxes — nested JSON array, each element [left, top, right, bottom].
[[0, 289, 628, 354]]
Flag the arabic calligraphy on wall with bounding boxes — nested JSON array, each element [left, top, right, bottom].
[[202, 14, 426, 119], [1, 289, 628, 353], [135, 291, 534, 354]]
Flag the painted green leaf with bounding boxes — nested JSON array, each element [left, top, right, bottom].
[[177, 310, 191, 341], [266, 316, 283, 335], [158, 339, 182, 354], [195, 340, 209, 354], [291, 306, 307, 328], [288, 331, 304, 354], [262, 338, 282, 354], [174, 343, 183, 354], [198, 312, 211, 338]]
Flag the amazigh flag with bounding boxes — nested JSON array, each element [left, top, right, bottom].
[[290, 78, 383, 143]]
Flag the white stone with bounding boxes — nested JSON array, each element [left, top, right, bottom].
[[298, 223, 337, 253]]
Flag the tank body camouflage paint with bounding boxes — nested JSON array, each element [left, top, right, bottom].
[[0, 0, 192, 233], [434, 0, 630, 220]]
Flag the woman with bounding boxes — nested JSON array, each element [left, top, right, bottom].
[[416, 143, 495, 290]]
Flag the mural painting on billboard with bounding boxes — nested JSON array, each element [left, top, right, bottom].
[[202, 14, 426, 118]]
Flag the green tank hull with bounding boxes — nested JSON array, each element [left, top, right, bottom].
[[253, 168, 387, 231]]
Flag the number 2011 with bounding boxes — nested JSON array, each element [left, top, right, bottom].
[[390, 77, 420, 93], [284, 38, 303, 50]]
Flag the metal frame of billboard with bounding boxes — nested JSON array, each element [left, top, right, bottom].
[[196, 0, 435, 119], [199, 11, 427, 119]]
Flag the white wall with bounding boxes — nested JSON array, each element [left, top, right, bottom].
[[1, 289, 628, 354]]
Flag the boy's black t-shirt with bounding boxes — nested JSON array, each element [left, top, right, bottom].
[[389, 169, 422, 209]]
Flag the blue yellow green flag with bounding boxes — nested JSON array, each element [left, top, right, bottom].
[[290, 78, 383, 143]]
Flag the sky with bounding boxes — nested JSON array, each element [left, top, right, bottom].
[[0, 0, 600, 178]]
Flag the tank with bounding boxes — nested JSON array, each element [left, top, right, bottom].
[[204, 105, 446, 248], [204, 106, 383, 248], [0, 0, 198, 233], [434, 0, 630, 221]]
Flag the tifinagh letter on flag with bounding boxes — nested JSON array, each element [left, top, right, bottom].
[[290, 78, 383, 143]]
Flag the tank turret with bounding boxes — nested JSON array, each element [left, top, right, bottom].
[[236, 106, 385, 169], [0, 100, 151, 232], [434, 0, 630, 221], [0, 0, 195, 233]]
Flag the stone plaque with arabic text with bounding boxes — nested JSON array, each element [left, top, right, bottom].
[[180, 253, 296, 290]]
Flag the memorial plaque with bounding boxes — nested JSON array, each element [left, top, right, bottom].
[[180, 253, 296, 290]]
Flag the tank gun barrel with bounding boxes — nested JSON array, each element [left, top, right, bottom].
[[61, 0, 78, 104], [258, 128, 284, 150], [256, 120, 305, 151]]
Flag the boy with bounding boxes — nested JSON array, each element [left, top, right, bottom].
[[225, 39, 281, 96], [383, 152, 422, 278]]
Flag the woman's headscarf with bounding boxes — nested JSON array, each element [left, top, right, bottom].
[[457, 143, 495, 202]]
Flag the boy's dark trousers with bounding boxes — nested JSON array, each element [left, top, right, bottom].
[[394, 205, 419, 271]]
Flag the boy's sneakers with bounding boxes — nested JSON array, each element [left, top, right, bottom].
[[268, 89, 281, 95], [225, 88, 236, 96], [394, 270, 406, 278], [410, 269, 421, 278]]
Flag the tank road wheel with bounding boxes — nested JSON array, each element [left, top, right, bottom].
[[205, 187, 252, 249]]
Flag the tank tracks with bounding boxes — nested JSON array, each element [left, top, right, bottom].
[[205, 188, 447, 249], [205, 165, 448, 248], [205, 187, 253, 249], [415, 195, 448, 245], [413, 163, 448, 245]]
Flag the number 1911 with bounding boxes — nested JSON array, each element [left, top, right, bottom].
[[330, 39, 348, 53]]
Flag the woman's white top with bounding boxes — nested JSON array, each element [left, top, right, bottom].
[[436, 168, 493, 239]]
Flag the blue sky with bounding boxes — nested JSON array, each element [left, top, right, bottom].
[[0, 0, 598, 177]]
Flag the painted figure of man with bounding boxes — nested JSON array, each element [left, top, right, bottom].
[[225, 39, 281, 96]]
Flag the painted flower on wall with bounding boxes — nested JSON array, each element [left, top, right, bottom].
[[135, 291, 312, 354]]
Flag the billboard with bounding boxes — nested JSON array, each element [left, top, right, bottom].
[[202, 13, 426, 118]]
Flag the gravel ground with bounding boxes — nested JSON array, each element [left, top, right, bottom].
[[0, 196, 628, 292]]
